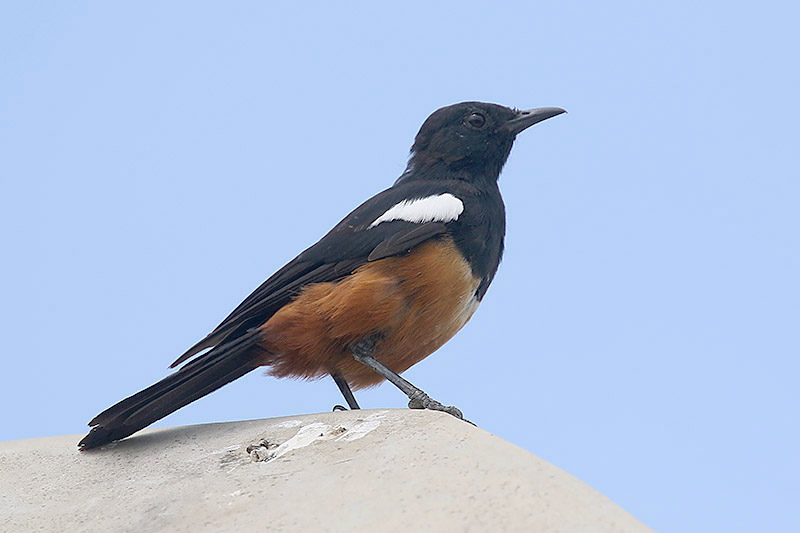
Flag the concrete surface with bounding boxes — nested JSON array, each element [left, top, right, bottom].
[[0, 409, 651, 532]]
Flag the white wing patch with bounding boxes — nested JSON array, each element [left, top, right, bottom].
[[369, 193, 464, 228]]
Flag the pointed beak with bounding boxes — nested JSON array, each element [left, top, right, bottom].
[[503, 107, 567, 135]]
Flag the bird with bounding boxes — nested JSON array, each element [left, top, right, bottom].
[[78, 101, 565, 450]]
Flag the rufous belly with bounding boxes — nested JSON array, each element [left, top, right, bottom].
[[257, 236, 481, 389]]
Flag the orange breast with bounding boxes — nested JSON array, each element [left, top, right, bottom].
[[258, 236, 481, 389]]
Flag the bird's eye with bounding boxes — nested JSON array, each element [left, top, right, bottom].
[[466, 112, 486, 128]]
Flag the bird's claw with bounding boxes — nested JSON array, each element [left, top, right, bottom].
[[407, 391, 469, 422]]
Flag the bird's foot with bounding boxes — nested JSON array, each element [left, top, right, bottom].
[[349, 335, 474, 425], [407, 391, 474, 425]]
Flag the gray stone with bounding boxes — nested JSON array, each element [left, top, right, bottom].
[[0, 409, 651, 532]]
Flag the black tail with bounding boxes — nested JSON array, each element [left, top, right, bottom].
[[79, 330, 261, 450]]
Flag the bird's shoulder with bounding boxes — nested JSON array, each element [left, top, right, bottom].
[[297, 179, 491, 263]]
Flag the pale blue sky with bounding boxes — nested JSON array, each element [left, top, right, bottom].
[[2, 2, 798, 531]]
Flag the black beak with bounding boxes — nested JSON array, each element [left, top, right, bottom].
[[503, 107, 567, 135]]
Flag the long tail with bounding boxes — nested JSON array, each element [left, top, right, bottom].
[[79, 330, 262, 450]]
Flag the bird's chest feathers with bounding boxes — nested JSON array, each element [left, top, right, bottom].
[[374, 237, 482, 351]]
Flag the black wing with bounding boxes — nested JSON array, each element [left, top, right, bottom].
[[170, 180, 463, 367]]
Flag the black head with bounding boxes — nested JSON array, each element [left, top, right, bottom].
[[400, 102, 565, 186]]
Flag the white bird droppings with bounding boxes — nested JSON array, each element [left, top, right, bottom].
[[273, 420, 303, 428], [255, 412, 388, 462], [337, 412, 386, 442]]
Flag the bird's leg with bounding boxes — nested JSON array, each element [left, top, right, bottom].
[[331, 372, 360, 411], [349, 336, 468, 421]]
